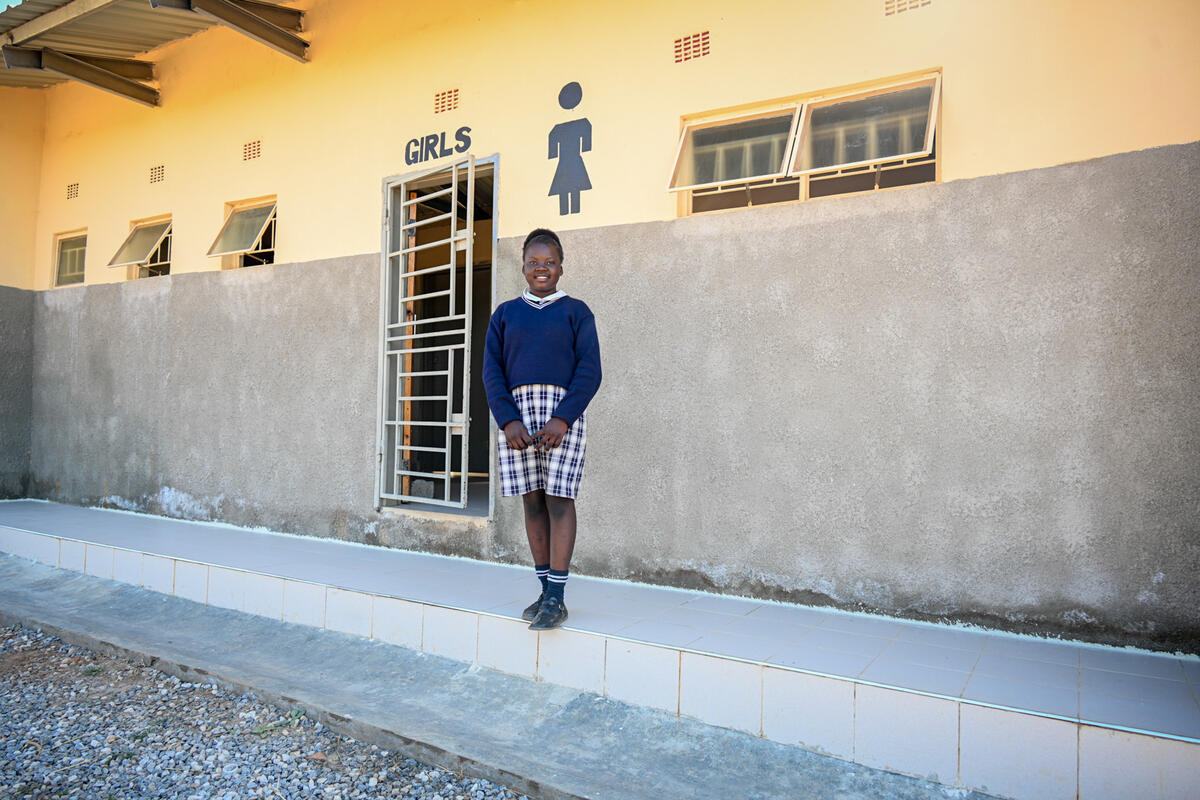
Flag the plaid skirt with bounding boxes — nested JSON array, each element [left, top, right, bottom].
[[498, 384, 587, 499]]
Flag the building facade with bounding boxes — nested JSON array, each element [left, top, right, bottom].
[[2, 0, 1198, 650]]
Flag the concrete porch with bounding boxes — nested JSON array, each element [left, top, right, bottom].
[[1, 499, 1197, 800]]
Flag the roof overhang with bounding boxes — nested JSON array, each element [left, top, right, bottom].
[[0, 0, 306, 101]]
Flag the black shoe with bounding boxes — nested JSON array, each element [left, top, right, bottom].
[[521, 594, 544, 622], [528, 596, 568, 630]]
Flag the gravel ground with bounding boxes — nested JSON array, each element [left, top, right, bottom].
[[0, 625, 527, 800]]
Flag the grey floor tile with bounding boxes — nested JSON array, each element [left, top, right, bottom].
[[801, 627, 893, 659], [766, 644, 875, 678], [980, 636, 1081, 667], [972, 651, 1079, 690], [859, 656, 971, 697], [962, 673, 1079, 719], [878, 639, 983, 673], [1078, 691, 1200, 739], [1080, 668, 1197, 704], [1079, 647, 1187, 680]]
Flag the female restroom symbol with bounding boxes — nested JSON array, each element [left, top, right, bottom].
[[548, 82, 592, 215]]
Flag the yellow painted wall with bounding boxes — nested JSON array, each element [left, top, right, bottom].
[[7, 0, 1200, 290], [0, 87, 45, 288]]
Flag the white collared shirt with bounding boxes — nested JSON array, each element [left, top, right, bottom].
[[522, 289, 567, 309]]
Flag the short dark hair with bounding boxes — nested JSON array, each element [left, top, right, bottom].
[[522, 228, 563, 261]]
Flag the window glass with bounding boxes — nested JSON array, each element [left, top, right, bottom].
[[795, 83, 935, 173], [670, 111, 795, 190], [56, 235, 86, 285], [108, 221, 171, 267], [208, 203, 275, 256]]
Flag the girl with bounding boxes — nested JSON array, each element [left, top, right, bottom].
[[483, 228, 602, 630]]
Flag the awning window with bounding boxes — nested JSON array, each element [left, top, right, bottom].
[[207, 203, 276, 257], [107, 221, 171, 267]]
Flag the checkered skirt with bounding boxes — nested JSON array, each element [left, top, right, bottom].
[[498, 384, 587, 499]]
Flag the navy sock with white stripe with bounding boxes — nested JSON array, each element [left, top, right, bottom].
[[535, 564, 550, 595], [546, 569, 568, 603]]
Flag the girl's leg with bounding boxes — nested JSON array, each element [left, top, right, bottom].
[[558, 194, 569, 216], [569, 191, 580, 214], [522, 489, 551, 565], [544, 495, 577, 571]]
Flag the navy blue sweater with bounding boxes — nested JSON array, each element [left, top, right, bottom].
[[483, 296, 602, 428]]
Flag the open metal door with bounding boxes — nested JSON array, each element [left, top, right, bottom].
[[377, 155, 475, 508]]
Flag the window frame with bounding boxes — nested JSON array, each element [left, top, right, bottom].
[[788, 74, 941, 177], [107, 218, 172, 272], [53, 230, 87, 287], [207, 200, 277, 259], [666, 106, 802, 193]]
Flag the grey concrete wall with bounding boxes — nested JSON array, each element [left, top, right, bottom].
[[25, 141, 1200, 650], [0, 285, 34, 498], [518, 140, 1199, 651]]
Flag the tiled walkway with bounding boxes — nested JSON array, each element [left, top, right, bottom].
[[2, 499, 1198, 799]]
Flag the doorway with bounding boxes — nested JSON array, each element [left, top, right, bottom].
[[376, 155, 495, 516]]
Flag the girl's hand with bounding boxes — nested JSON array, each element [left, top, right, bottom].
[[503, 420, 534, 450], [533, 417, 569, 450]]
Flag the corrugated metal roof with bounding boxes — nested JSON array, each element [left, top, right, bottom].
[[0, 0, 216, 89], [0, 0, 74, 34]]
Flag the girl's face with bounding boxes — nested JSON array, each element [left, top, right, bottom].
[[522, 242, 563, 297]]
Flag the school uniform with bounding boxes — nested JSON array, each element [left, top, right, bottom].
[[483, 290, 602, 499]]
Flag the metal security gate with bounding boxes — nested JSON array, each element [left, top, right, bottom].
[[376, 155, 476, 508]]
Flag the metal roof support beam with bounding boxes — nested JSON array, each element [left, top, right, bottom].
[[229, 0, 303, 33], [150, 0, 308, 62], [1, 46, 158, 107]]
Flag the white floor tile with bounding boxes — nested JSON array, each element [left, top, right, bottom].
[[242, 572, 284, 620], [59, 539, 85, 572], [373, 596, 422, 649], [282, 580, 326, 628], [616, 619, 704, 648], [477, 616, 536, 678], [83, 544, 114, 579], [651, 606, 738, 634], [325, 588, 372, 638], [207, 566, 245, 612], [960, 704, 1078, 800], [563, 609, 637, 635], [1079, 727, 1200, 800], [761, 668, 854, 760], [537, 629, 606, 694], [687, 631, 794, 662], [112, 549, 142, 585], [679, 653, 762, 735], [854, 685, 958, 784], [604, 639, 679, 714], [677, 594, 762, 616], [173, 560, 208, 604], [141, 555, 175, 594], [1, 529, 59, 565], [421, 606, 478, 663]]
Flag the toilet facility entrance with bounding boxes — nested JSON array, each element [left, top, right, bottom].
[[375, 155, 496, 516]]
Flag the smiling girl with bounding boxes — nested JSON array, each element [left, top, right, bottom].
[[483, 228, 602, 630]]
